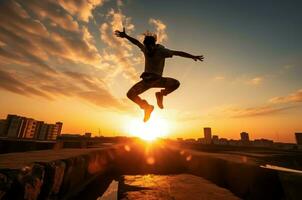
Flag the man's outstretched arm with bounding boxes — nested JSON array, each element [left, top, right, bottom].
[[172, 50, 204, 62], [115, 27, 144, 49]]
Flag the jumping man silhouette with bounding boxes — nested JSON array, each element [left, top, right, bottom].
[[115, 28, 204, 122]]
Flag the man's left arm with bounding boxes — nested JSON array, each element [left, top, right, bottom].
[[172, 50, 204, 62]]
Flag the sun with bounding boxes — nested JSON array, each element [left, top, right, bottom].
[[125, 112, 170, 141]]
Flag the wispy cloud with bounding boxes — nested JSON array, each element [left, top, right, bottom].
[[149, 18, 168, 43], [246, 77, 263, 86], [0, 69, 52, 99], [99, 8, 138, 82], [0, 0, 170, 110], [0, 0, 131, 109], [58, 0, 105, 22], [225, 105, 297, 118], [270, 89, 302, 104], [220, 88, 302, 118], [213, 76, 225, 81]]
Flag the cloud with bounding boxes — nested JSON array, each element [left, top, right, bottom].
[[0, 69, 52, 99], [0, 0, 102, 68], [0, 66, 126, 109], [220, 88, 302, 118], [213, 76, 225, 81], [58, 0, 105, 22], [0, 0, 170, 111], [225, 105, 296, 118], [149, 18, 168, 43], [19, 0, 80, 32], [246, 77, 263, 86], [269, 89, 302, 104], [0, 0, 129, 110], [99, 9, 138, 82]]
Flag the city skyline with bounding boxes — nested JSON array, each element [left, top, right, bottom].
[[0, 0, 302, 142], [0, 114, 63, 141], [1, 113, 300, 146]]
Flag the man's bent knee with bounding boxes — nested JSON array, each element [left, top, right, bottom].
[[174, 80, 180, 89], [169, 79, 180, 91], [161, 79, 180, 96], [126, 90, 136, 100]]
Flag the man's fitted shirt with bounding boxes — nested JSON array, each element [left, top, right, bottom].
[[139, 44, 173, 76]]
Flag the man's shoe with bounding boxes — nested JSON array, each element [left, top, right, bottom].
[[156, 92, 164, 109], [143, 105, 154, 122]]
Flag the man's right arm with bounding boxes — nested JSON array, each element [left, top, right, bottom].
[[115, 28, 144, 50], [172, 50, 204, 62]]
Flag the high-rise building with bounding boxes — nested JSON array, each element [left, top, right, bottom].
[[34, 121, 44, 139], [240, 132, 250, 142], [6, 115, 24, 138], [46, 124, 55, 140], [295, 133, 302, 145], [38, 123, 49, 140], [21, 118, 37, 139], [204, 127, 212, 144], [2, 114, 63, 141], [47, 122, 63, 140], [55, 122, 63, 137]]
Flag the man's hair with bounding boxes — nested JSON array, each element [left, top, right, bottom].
[[143, 31, 157, 46], [143, 36, 156, 46]]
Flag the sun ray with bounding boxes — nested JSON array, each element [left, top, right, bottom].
[[125, 112, 170, 141]]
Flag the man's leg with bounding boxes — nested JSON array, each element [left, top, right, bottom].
[[154, 77, 180, 109], [127, 81, 154, 122]]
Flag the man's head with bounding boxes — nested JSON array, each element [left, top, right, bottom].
[[143, 35, 156, 46], [143, 32, 157, 54]]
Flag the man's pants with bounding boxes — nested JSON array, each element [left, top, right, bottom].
[[127, 76, 180, 109]]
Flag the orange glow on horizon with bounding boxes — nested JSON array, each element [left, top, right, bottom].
[[125, 112, 170, 141]]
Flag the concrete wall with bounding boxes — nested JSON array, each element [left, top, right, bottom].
[[0, 142, 301, 200], [0, 139, 55, 154], [0, 147, 118, 200], [112, 142, 301, 200]]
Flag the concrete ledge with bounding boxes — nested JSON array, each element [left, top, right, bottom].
[[0, 147, 120, 200], [119, 174, 240, 200], [1, 142, 301, 200], [112, 143, 299, 200], [183, 151, 285, 199]]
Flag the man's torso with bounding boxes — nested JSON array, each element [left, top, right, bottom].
[[141, 44, 173, 77]]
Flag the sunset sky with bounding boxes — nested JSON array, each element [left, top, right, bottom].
[[0, 0, 301, 142]]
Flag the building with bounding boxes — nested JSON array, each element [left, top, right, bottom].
[[46, 122, 63, 140], [204, 127, 212, 144], [85, 132, 92, 137], [0, 119, 8, 137], [21, 118, 37, 139], [185, 138, 196, 142], [197, 138, 204, 143], [0, 114, 63, 141], [6, 115, 24, 138], [295, 133, 302, 145], [229, 139, 240, 146], [38, 123, 49, 140], [253, 139, 274, 147], [34, 121, 44, 139], [240, 132, 250, 142], [55, 122, 63, 137], [218, 138, 228, 145], [212, 135, 219, 144], [50, 122, 63, 140], [46, 124, 55, 140]]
